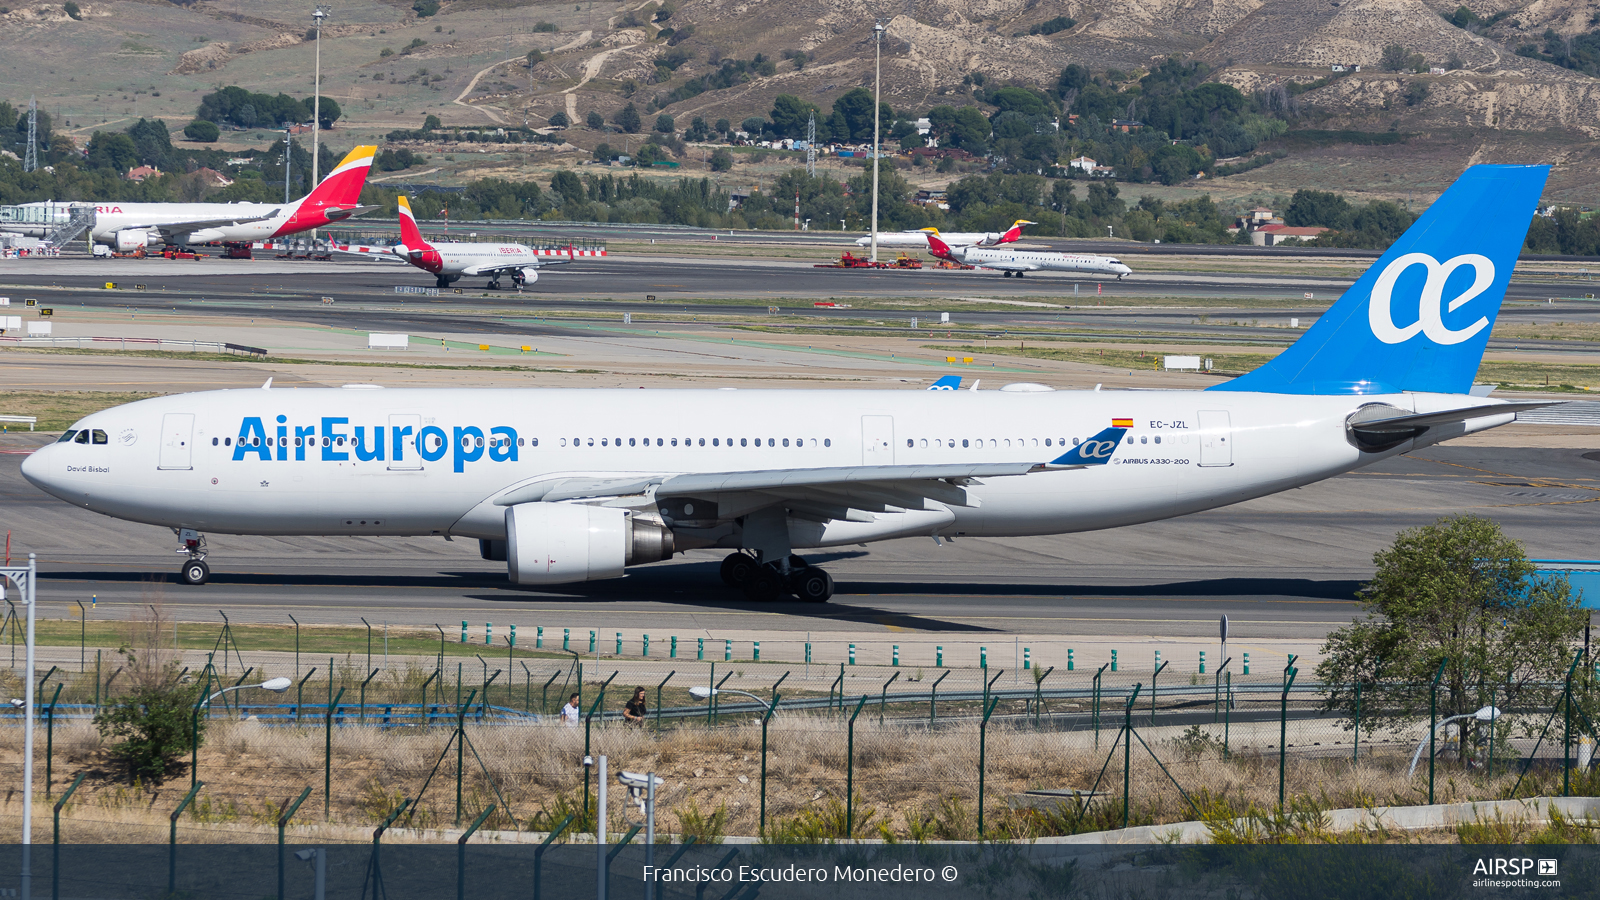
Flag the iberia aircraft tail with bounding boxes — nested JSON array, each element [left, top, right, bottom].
[[396, 196, 434, 254], [925, 231, 957, 262], [279, 146, 377, 233], [996, 219, 1036, 244]]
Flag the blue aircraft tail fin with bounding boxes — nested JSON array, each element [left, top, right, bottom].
[[1048, 427, 1128, 466], [929, 376, 962, 390], [1210, 164, 1549, 396]]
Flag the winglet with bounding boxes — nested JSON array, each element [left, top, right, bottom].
[[1046, 426, 1128, 466]]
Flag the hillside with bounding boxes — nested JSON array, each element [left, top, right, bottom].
[[9, 0, 1600, 200]]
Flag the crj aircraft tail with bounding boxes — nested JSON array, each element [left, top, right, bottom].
[[1212, 164, 1549, 396]]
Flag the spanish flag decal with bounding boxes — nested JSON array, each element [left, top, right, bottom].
[[1112, 417, 1133, 428]]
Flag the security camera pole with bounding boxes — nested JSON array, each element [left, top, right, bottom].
[[1, 554, 37, 900]]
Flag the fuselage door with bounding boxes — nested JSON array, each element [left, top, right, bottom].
[[388, 413, 423, 470], [1197, 410, 1233, 467], [861, 415, 895, 465], [158, 413, 194, 470]]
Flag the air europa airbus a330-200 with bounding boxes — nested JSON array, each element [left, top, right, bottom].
[[22, 165, 1555, 602]]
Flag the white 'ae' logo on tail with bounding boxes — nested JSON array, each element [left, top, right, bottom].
[[1368, 252, 1496, 345]]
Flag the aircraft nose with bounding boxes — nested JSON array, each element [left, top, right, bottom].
[[19, 444, 52, 490]]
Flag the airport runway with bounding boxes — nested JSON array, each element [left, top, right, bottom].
[[3, 435, 1595, 644], [4, 257, 1600, 355]]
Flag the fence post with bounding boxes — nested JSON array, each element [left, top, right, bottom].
[[542, 669, 560, 715], [1225, 669, 1232, 758], [1428, 657, 1447, 805], [168, 780, 204, 897], [531, 813, 575, 900], [456, 804, 495, 900], [583, 690, 604, 819], [845, 695, 867, 838], [324, 686, 346, 820], [295, 666, 318, 724], [651, 672, 674, 733], [42, 679, 60, 791], [1279, 658, 1300, 808], [1034, 666, 1054, 726], [759, 692, 781, 835], [712, 670, 732, 726], [420, 669, 439, 728], [52, 772, 85, 900], [94, 649, 101, 708], [977, 694, 1000, 838], [276, 786, 312, 900], [1122, 684, 1143, 828], [360, 668, 380, 723], [457, 688, 479, 826], [190, 686, 207, 790], [1093, 663, 1108, 750], [930, 670, 949, 724], [367, 798, 411, 899], [1353, 678, 1361, 763], [1151, 659, 1168, 724], [878, 671, 899, 723], [1565, 651, 1584, 798], [1214, 657, 1231, 724]]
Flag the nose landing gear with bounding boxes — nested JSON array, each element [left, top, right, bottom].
[[175, 528, 210, 585], [719, 552, 833, 603]]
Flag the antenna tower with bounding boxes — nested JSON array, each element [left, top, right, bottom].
[[23, 98, 37, 173], [806, 111, 816, 177]]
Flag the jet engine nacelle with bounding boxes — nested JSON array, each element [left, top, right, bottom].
[[114, 230, 152, 253], [520, 267, 539, 284], [505, 503, 673, 584]]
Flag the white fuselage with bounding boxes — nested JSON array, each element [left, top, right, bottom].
[[857, 230, 1004, 248], [21, 387, 1506, 547], [420, 241, 539, 276], [4, 201, 301, 245], [954, 246, 1132, 277]]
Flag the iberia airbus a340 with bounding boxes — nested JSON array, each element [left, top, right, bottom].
[[1, 146, 378, 252], [22, 166, 1553, 603]]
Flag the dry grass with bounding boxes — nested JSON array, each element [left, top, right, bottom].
[[0, 712, 1566, 844]]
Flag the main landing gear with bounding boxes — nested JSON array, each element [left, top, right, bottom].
[[175, 528, 210, 585], [720, 552, 833, 603]]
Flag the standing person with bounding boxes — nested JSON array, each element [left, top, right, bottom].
[[623, 686, 648, 725], [560, 692, 581, 726]]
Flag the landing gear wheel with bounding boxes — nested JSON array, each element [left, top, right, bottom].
[[743, 565, 785, 602], [721, 552, 757, 588], [180, 559, 210, 586], [488, 279, 502, 290], [793, 567, 834, 603], [1003, 271, 1014, 278], [435, 275, 451, 289], [1016, 271, 1026, 277]]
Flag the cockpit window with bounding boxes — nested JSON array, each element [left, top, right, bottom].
[[91, 429, 108, 445], [74, 430, 90, 444], [57, 430, 78, 443]]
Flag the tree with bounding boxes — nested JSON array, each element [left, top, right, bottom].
[[714, 118, 730, 135], [614, 103, 641, 133], [829, 88, 879, 142], [316, 97, 342, 129], [527, 49, 544, 67], [1380, 44, 1412, 72], [86, 132, 139, 173], [63, 0, 81, 17], [655, 113, 675, 133], [550, 168, 585, 205], [1285, 189, 1352, 228], [770, 94, 820, 139], [1404, 81, 1430, 106], [586, 111, 604, 130], [740, 116, 766, 136], [709, 148, 733, 172], [183, 119, 220, 142], [95, 678, 206, 782], [1316, 515, 1584, 757], [549, 111, 570, 128], [423, 114, 442, 131]]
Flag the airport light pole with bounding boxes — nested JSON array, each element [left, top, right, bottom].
[[868, 21, 884, 263], [311, 6, 328, 241]]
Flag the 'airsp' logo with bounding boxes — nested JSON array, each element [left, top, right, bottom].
[[1368, 252, 1495, 346]]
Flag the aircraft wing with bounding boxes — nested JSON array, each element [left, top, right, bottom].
[[460, 258, 572, 276], [494, 462, 1038, 509], [122, 211, 283, 240], [975, 260, 1040, 273]]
